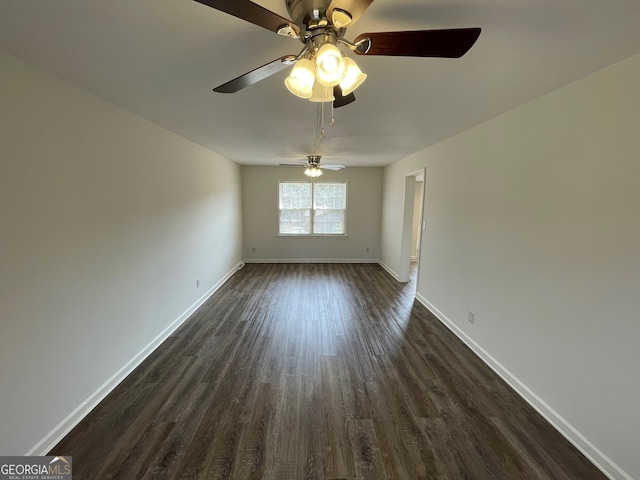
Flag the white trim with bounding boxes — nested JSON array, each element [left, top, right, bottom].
[[276, 234, 349, 238], [378, 261, 399, 280], [414, 293, 633, 480], [405, 168, 425, 178], [26, 263, 243, 456], [243, 258, 379, 264]]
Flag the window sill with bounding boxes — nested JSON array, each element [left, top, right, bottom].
[[277, 234, 348, 238]]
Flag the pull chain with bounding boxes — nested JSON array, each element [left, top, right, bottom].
[[313, 103, 322, 156], [313, 101, 335, 156]]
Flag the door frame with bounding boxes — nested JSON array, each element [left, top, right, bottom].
[[398, 168, 426, 284]]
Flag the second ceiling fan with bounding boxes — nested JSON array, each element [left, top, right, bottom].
[[280, 155, 345, 177], [195, 0, 481, 108]]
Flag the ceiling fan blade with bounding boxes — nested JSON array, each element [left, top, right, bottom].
[[354, 28, 481, 58], [213, 55, 296, 93], [333, 85, 356, 108], [327, 0, 374, 27], [193, 0, 299, 35], [319, 164, 345, 170], [279, 163, 305, 167]]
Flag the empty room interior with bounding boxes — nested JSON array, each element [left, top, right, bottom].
[[1, 1, 639, 479]]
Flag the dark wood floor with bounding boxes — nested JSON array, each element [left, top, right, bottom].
[[51, 263, 605, 479]]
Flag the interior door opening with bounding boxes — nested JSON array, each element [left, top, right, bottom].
[[399, 169, 425, 287]]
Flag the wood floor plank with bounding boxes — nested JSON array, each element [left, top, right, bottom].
[[108, 421, 175, 480], [346, 419, 387, 480], [139, 382, 215, 479], [320, 357, 357, 479], [50, 263, 607, 480], [233, 382, 274, 479], [299, 381, 325, 480], [365, 380, 419, 479]]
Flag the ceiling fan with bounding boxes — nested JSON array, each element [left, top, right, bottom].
[[280, 155, 345, 177], [195, 0, 481, 108]]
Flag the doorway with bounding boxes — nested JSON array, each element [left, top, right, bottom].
[[399, 169, 425, 285]]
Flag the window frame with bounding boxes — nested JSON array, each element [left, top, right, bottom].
[[277, 180, 348, 237]]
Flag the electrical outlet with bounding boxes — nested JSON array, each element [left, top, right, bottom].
[[252, 247, 256, 253], [366, 247, 370, 253], [196, 279, 200, 288], [468, 311, 475, 324]]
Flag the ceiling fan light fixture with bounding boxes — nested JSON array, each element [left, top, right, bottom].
[[315, 43, 346, 86], [339, 57, 367, 95], [284, 58, 315, 98], [309, 82, 335, 102], [304, 166, 323, 177]]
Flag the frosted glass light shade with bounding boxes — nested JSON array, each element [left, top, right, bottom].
[[304, 167, 323, 177], [309, 82, 335, 102], [315, 43, 346, 86], [285, 58, 315, 98], [339, 57, 367, 95]]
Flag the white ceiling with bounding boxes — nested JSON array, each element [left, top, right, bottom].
[[2, 0, 639, 167]]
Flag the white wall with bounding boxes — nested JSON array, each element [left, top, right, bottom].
[[241, 166, 382, 261], [0, 52, 243, 455], [381, 54, 640, 480]]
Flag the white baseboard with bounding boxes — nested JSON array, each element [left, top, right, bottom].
[[26, 263, 243, 457], [414, 293, 633, 480], [378, 261, 399, 281], [243, 258, 380, 264]]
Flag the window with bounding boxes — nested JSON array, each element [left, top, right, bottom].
[[279, 181, 346, 235]]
